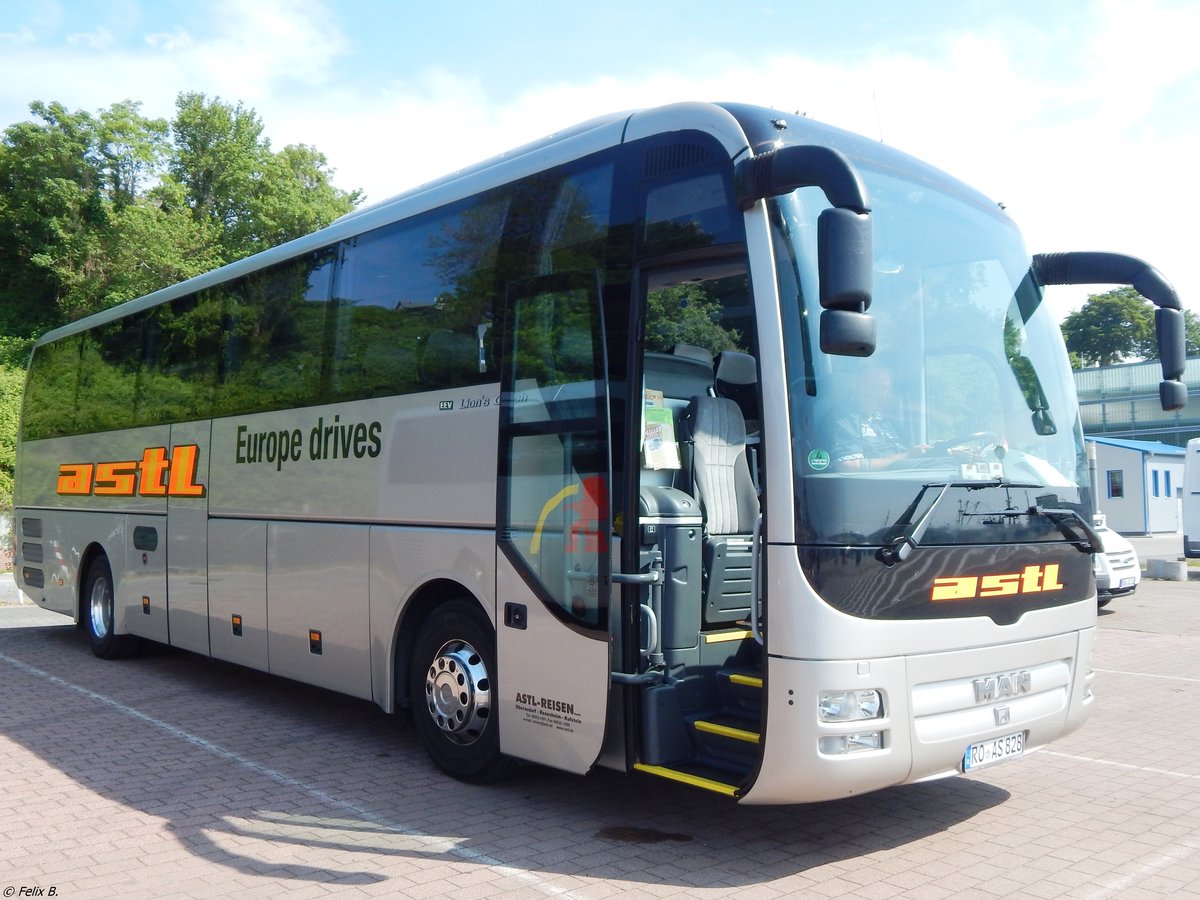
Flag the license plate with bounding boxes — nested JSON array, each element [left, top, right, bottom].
[[1119, 577, 1136, 588], [963, 731, 1025, 771]]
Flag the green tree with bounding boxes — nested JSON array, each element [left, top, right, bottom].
[[1186, 309, 1200, 357], [0, 94, 360, 338], [645, 283, 742, 356], [1061, 288, 1154, 366], [1062, 287, 1200, 366], [169, 92, 359, 258], [0, 101, 106, 332], [0, 364, 23, 509], [94, 100, 169, 210]]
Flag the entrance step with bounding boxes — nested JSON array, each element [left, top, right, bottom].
[[633, 761, 741, 797]]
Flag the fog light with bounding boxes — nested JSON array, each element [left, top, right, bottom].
[[819, 689, 882, 722], [819, 731, 884, 754]]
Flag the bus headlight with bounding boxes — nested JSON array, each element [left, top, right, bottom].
[[818, 689, 883, 722]]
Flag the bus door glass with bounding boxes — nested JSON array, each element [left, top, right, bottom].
[[497, 272, 613, 772], [635, 259, 760, 658]]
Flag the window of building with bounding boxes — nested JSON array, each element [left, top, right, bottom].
[[1107, 469, 1124, 499]]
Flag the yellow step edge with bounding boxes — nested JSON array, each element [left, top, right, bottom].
[[633, 763, 739, 796], [693, 719, 760, 744], [727, 673, 763, 689]]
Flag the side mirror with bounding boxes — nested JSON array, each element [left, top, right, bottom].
[[818, 207, 873, 355], [736, 145, 875, 356]]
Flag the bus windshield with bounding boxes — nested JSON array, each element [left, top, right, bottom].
[[773, 164, 1090, 549]]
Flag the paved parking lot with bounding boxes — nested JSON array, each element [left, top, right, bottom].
[[1, 579, 1198, 899]]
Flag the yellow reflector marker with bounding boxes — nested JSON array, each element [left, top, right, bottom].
[[633, 763, 738, 796]]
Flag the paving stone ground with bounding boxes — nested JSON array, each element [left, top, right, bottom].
[[1, 579, 1198, 898]]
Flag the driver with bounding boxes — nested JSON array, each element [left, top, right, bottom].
[[832, 366, 930, 472]]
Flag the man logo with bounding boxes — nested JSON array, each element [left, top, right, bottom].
[[974, 671, 1032, 704]]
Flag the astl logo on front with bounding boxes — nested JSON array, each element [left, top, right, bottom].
[[930, 564, 1064, 602]]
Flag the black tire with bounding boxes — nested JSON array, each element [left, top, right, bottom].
[[409, 599, 516, 783], [83, 555, 142, 660]]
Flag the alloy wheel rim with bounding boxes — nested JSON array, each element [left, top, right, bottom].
[[424, 638, 492, 745]]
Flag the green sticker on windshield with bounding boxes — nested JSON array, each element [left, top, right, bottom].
[[808, 449, 831, 471]]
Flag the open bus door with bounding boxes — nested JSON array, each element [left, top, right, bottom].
[[496, 273, 614, 772]]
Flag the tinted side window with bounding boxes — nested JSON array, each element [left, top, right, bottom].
[[215, 250, 334, 417], [138, 292, 221, 426], [537, 164, 614, 276], [631, 134, 742, 257], [76, 315, 145, 433], [330, 192, 510, 399], [21, 335, 82, 441]]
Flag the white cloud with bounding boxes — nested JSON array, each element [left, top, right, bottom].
[[66, 26, 114, 50], [144, 28, 195, 53], [0, 26, 36, 46]]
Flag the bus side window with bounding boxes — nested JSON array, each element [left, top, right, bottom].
[[330, 191, 510, 399], [214, 251, 333, 417], [137, 293, 220, 427], [21, 335, 83, 441]]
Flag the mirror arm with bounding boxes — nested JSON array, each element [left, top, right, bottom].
[[1032, 251, 1187, 411], [735, 145, 869, 213], [1032, 252, 1180, 311]]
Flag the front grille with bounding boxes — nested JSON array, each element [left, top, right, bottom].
[[911, 659, 1071, 744], [1106, 551, 1138, 572]]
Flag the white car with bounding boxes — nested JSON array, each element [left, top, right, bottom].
[[1092, 516, 1140, 608]]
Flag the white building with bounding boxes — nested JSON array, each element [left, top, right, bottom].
[[1087, 436, 1186, 534]]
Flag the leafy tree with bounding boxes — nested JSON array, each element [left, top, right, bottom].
[[0, 93, 360, 342], [0, 364, 24, 509], [169, 92, 360, 258], [94, 100, 169, 210], [0, 101, 106, 332], [645, 283, 742, 356], [1061, 288, 1155, 366], [1187, 309, 1200, 357], [1062, 287, 1200, 366]]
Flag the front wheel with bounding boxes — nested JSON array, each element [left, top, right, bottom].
[[83, 555, 142, 660], [409, 599, 516, 783]]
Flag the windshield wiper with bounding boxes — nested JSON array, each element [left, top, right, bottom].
[[1025, 505, 1101, 554], [875, 479, 1043, 566], [954, 504, 1101, 554]]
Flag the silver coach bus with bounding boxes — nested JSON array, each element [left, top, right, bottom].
[[13, 102, 1187, 802]]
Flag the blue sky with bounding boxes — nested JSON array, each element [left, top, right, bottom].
[[1, 0, 1197, 320]]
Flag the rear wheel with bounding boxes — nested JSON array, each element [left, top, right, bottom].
[[409, 599, 515, 782], [83, 555, 142, 659]]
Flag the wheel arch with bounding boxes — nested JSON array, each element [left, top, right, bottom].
[[390, 578, 492, 713], [76, 542, 111, 626]]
